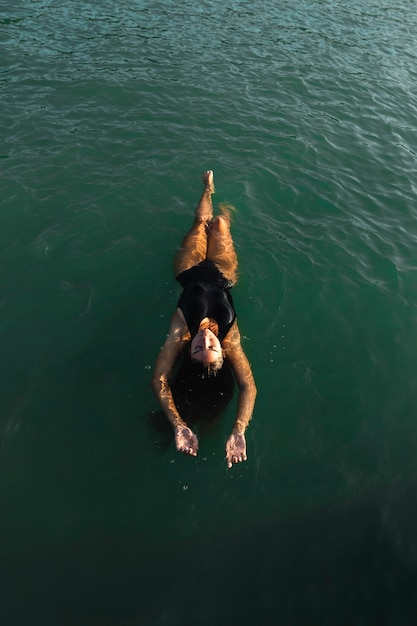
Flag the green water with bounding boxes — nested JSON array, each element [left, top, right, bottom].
[[2, 1, 417, 624]]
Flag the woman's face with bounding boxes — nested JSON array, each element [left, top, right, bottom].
[[190, 328, 222, 364]]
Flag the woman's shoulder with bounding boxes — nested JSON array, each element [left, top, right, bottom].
[[222, 319, 241, 350], [175, 307, 186, 325], [172, 308, 191, 342]]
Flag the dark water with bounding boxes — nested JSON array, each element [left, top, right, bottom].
[[2, 1, 417, 624]]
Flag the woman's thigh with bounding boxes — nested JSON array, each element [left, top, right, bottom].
[[173, 219, 208, 277], [206, 216, 238, 284]]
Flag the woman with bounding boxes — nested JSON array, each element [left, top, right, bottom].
[[151, 170, 256, 468]]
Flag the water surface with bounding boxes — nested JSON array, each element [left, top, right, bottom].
[[2, 1, 417, 624]]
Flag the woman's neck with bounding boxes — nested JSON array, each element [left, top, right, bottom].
[[198, 317, 219, 337]]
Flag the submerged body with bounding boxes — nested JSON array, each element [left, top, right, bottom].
[[151, 171, 256, 468]]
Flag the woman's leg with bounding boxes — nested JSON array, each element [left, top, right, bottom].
[[206, 212, 238, 285], [174, 171, 215, 277]]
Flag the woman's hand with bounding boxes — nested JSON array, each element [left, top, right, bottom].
[[225, 432, 247, 469], [175, 425, 199, 457]]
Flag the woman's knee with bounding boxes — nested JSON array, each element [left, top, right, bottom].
[[210, 215, 229, 234]]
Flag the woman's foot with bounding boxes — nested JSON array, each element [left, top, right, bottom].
[[202, 170, 215, 194]]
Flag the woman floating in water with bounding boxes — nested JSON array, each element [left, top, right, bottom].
[[151, 170, 256, 468]]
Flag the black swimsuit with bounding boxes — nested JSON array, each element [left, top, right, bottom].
[[177, 260, 236, 341]]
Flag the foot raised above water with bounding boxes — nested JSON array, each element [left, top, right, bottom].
[[202, 169, 215, 194]]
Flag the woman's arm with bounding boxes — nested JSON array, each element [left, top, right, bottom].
[[223, 322, 257, 468], [151, 310, 199, 456]]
